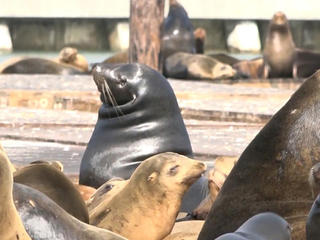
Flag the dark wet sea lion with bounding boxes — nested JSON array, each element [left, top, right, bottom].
[[263, 11, 296, 78], [294, 48, 320, 79], [13, 183, 127, 240], [0, 148, 31, 240], [79, 63, 207, 212], [14, 163, 89, 223], [215, 213, 291, 240], [161, 0, 195, 61], [306, 194, 320, 239], [164, 52, 236, 80], [80, 63, 193, 184], [0, 57, 85, 74], [198, 70, 320, 240], [90, 153, 206, 240]]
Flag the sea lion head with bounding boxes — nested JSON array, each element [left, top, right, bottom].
[[270, 11, 290, 31], [130, 152, 206, 196], [59, 47, 78, 63]]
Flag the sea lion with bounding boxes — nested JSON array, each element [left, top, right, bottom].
[[14, 163, 89, 223], [306, 194, 320, 239], [309, 163, 320, 199], [198, 70, 320, 240], [161, 0, 195, 61], [102, 51, 128, 64], [90, 152, 206, 240], [0, 57, 85, 74], [192, 157, 237, 220], [215, 212, 291, 240], [74, 184, 96, 202], [233, 58, 264, 79], [13, 183, 127, 240], [87, 178, 127, 212], [0, 148, 31, 240], [79, 63, 207, 212], [194, 28, 206, 54], [55, 47, 89, 72], [263, 11, 296, 78], [0, 142, 16, 173], [164, 52, 237, 80]]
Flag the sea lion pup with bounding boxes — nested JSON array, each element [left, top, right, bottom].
[[87, 177, 127, 212], [0, 148, 31, 240], [309, 163, 320, 199], [14, 162, 89, 223], [164, 52, 237, 80], [263, 11, 296, 78], [56, 47, 89, 72], [192, 157, 237, 220], [194, 28, 206, 54], [215, 212, 291, 240], [0, 57, 85, 74], [13, 183, 127, 240], [90, 152, 207, 240], [161, 0, 195, 61], [198, 70, 320, 240]]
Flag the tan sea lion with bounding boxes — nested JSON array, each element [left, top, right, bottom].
[[263, 11, 296, 78], [0, 148, 31, 240], [192, 156, 237, 220], [74, 184, 96, 202], [14, 162, 89, 223], [102, 51, 128, 64], [0, 142, 16, 173], [91, 152, 206, 240], [55, 47, 89, 72]]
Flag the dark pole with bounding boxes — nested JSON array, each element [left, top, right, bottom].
[[129, 0, 165, 72]]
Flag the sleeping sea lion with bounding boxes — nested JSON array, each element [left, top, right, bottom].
[[13, 183, 127, 240], [14, 163, 89, 223]]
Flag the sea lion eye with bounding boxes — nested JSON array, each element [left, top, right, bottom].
[[168, 165, 179, 175]]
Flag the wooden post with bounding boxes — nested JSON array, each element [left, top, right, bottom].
[[129, 0, 165, 72]]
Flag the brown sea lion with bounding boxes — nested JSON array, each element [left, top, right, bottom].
[[102, 51, 128, 64], [263, 11, 296, 78], [0, 147, 31, 240], [194, 28, 206, 54], [88, 178, 127, 212], [0, 57, 85, 74], [164, 52, 237, 80], [14, 162, 89, 223], [233, 57, 264, 79], [192, 157, 237, 220], [55, 47, 89, 72], [90, 152, 206, 240], [198, 70, 320, 240]]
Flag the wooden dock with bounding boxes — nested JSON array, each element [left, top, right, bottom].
[[0, 74, 303, 174]]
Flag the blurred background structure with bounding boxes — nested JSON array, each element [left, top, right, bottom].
[[1, 0, 320, 54]]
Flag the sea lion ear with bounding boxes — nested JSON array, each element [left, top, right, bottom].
[[147, 172, 158, 182]]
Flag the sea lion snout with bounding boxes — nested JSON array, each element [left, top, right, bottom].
[[273, 11, 287, 25]]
